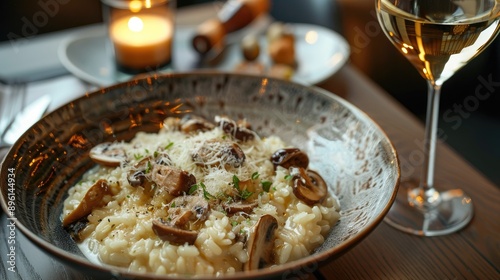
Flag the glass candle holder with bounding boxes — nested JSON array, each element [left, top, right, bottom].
[[101, 0, 176, 76]]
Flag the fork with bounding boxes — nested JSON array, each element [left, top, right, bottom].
[[0, 82, 26, 136]]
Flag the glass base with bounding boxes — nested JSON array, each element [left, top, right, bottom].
[[384, 179, 474, 236]]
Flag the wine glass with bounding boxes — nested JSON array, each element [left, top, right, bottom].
[[375, 0, 500, 236]]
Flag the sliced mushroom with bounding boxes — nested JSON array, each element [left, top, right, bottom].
[[127, 157, 151, 187], [168, 195, 210, 226], [89, 142, 127, 167], [289, 167, 327, 206], [127, 152, 172, 187], [191, 139, 246, 168], [151, 165, 196, 196], [222, 200, 258, 214], [63, 179, 112, 227], [152, 196, 209, 245], [179, 114, 215, 133], [215, 115, 255, 141], [270, 148, 309, 170], [152, 219, 198, 245], [66, 218, 88, 242], [127, 169, 147, 187], [154, 151, 172, 166], [244, 214, 278, 271]]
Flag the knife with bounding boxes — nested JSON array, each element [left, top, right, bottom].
[[0, 95, 51, 148]]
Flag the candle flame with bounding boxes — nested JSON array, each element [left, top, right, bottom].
[[129, 0, 142, 12], [128, 16, 144, 32]]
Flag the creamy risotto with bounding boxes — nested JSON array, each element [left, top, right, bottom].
[[62, 115, 340, 276]]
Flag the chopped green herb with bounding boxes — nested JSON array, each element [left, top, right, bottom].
[[251, 172, 260, 180], [145, 148, 150, 154], [171, 202, 176, 208], [240, 189, 253, 200], [154, 151, 159, 158], [232, 175, 253, 200], [231, 221, 239, 227], [261, 181, 272, 192], [225, 195, 234, 204], [232, 175, 240, 191], [188, 184, 198, 195], [134, 153, 143, 160], [165, 142, 174, 149], [199, 182, 215, 200], [284, 174, 293, 180], [145, 161, 152, 173]]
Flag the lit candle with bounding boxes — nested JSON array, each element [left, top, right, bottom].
[[110, 14, 173, 71]]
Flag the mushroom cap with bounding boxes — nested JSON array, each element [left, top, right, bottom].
[[191, 139, 246, 168], [215, 115, 256, 141], [270, 148, 309, 170], [169, 195, 210, 225], [179, 114, 215, 134], [222, 200, 258, 214], [151, 165, 197, 196], [62, 179, 112, 227], [89, 142, 127, 167], [244, 214, 278, 271], [290, 167, 328, 206], [152, 219, 198, 245]]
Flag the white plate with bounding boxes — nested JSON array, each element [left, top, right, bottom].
[[58, 26, 115, 87], [215, 23, 350, 85], [58, 23, 350, 86]]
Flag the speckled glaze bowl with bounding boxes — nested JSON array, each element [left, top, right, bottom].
[[0, 72, 399, 279]]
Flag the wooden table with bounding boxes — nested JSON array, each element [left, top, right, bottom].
[[1, 63, 497, 280], [1, 3, 499, 279], [314, 66, 500, 279]]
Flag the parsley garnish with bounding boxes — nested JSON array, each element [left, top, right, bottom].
[[134, 153, 143, 160], [191, 182, 215, 200], [145, 161, 152, 173], [233, 175, 240, 190], [261, 181, 272, 192], [232, 175, 254, 200], [165, 142, 174, 149], [240, 189, 253, 200], [188, 184, 198, 195]]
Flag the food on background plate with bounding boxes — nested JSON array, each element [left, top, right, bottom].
[[235, 22, 297, 80], [266, 22, 296, 67], [62, 115, 340, 276]]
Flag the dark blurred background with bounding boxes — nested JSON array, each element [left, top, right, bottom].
[[0, 0, 499, 186]]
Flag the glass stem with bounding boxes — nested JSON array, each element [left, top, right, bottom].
[[409, 81, 442, 209]]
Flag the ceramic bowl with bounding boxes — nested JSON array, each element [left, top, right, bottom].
[[0, 72, 399, 279]]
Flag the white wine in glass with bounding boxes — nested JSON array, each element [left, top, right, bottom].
[[376, 0, 500, 236]]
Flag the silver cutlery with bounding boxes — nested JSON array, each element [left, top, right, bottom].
[[0, 94, 51, 149]]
